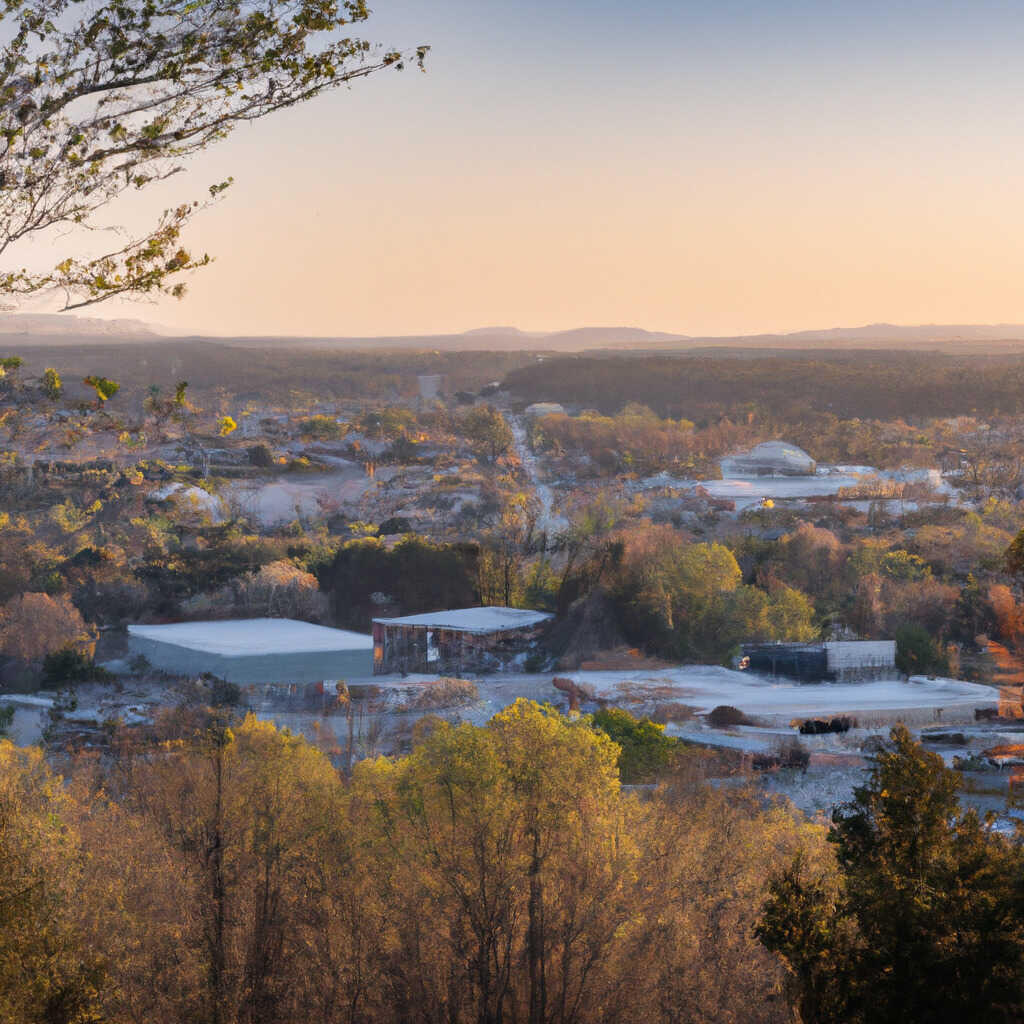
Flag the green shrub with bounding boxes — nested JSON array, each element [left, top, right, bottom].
[[591, 707, 682, 783], [298, 414, 346, 440], [41, 647, 111, 686], [894, 624, 949, 677]]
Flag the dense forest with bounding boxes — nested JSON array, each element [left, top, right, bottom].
[[4, 703, 1023, 1024], [504, 351, 1024, 421], [8, 343, 534, 407]]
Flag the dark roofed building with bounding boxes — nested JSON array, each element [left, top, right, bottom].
[[739, 640, 896, 682]]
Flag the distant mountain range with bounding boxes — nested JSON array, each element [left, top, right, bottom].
[[0, 312, 159, 338], [196, 322, 1024, 352], [693, 323, 1024, 347], [7, 314, 1024, 352]]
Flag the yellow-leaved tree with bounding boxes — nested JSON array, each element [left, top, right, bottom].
[[0, 742, 105, 1023], [0, 703, 833, 1023]]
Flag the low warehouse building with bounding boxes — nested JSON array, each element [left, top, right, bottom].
[[373, 607, 554, 675], [740, 640, 896, 682], [127, 618, 374, 683]]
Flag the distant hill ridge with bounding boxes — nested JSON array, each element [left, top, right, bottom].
[[7, 315, 1024, 351], [0, 312, 158, 337]]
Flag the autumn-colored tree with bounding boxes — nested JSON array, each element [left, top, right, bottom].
[[987, 583, 1024, 650], [0, 591, 92, 664], [640, 776, 831, 1024], [348, 699, 644, 1023], [879, 576, 958, 639], [763, 584, 819, 642], [461, 404, 514, 461], [551, 492, 628, 612], [0, 742, 107, 1023], [0, 702, 843, 1022], [914, 516, 1013, 577], [611, 530, 816, 662], [767, 523, 847, 605], [125, 715, 346, 1024], [230, 559, 328, 621]]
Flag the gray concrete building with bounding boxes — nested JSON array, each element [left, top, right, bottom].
[[127, 618, 374, 683]]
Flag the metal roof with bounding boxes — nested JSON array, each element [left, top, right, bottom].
[[373, 607, 553, 634]]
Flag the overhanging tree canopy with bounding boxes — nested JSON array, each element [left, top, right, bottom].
[[0, 0, 426, 308]]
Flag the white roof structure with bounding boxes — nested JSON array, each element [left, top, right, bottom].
[[127, 619, 373, 682], [721, 441, 816, 477], [374, 607, 553, 634], [129, 618, 371, 655], [524, 402, 566, 418]]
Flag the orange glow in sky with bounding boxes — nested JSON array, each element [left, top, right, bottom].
[[21, 0, 1024, 338]]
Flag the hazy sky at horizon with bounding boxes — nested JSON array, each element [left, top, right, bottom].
[[22, 0, 1024, 336]]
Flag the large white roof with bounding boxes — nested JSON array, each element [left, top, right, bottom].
[[373, 607, 553, 634], [128, 618, 372, 656]]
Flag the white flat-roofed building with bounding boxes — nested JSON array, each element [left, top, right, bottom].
[[372, 607, 553, 675], [127, 618, 374, 683]]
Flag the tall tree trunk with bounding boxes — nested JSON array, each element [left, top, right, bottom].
[[527, 825, 546, 1024], [209, 743, 227, 1024]]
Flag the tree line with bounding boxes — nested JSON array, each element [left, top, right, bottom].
[[504, 352, 1024, 423], [4, 703, 1024, 1023]]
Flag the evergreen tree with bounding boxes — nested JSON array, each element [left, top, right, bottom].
[[759, 725, 1024, 1023]]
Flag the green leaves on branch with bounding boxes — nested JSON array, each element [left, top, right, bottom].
[[0, 0, 428, 307], [4, 203, 213, 310], [83, 374, 119, 402]]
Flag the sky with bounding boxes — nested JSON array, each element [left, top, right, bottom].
[[22, 0, 1024, 337]]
